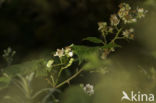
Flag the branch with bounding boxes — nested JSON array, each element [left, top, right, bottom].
[[111, 28, 123, 43], [55, 68, 84, 88]]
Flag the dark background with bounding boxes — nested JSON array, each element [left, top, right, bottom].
[[0, 0, 145, 63]]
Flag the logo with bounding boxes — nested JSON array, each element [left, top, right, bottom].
[[121, 91, 154, 102]]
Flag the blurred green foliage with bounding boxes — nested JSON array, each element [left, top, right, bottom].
[[0, 0, 156, 103], [61, 86, 92, 103]]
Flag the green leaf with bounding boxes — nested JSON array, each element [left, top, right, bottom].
[[72, 45, 100, 64], [72, 43, 120, 64], [3, 59, 48, 79], [32, 88, 56, 99], [82, 52, 111, 71], [83, 37, 103, 44], [101, 43, 121, 49]]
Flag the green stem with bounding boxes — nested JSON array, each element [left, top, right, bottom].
[[111, 28, 122, 43], [50, 75, 56, 87], [116, 37, 125, 40], [56, 65, 68, 85], [102, 31, 107, 44], [52, 63, 64, 67], [58, 68, 63, 79], [55, 68, 83, 88], [60, 57, 63, 64], [115, 26, 119, 31], [46, 78, 53, 87], [56, 58, 74, 85]]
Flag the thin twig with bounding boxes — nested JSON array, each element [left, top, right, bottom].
[[55, 68, 83, 88], [111, 28, 123, 43], [102, 31, 107, 44]]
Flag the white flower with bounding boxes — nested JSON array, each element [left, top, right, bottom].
[[122, 15, 137, 24], [68, 51, 73, 57], [83, 84, 94, 96], [137, 8, 146, 18], [122, 28, 134, 39], [118, 3, 131, 18], [65, 46, 74, 57], [110, 14, 120, 26], [119, 3, 131, 11], [131, 18, 137, 23], [47, 59, 54, 68], [54, 48, 65, 57], [117, 3, 139, 24], [122, 30, 129, 37], [118, 9, 129, 18], [98, 22, 107, 32], [138, 8, 144, 13]]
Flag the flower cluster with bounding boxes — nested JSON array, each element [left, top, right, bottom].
[[2, 47, 16, 65], [97, 3, 147, 60], [98, 3, 148, 35], [97, 3, 147, 39], [47, 46, 74, 68], [54, 48, 65, 57], [117, 3, 147, 24], [80, 84, 94, 96], [54, 46, 73, 58], [98, 22, 107, 33], [98, 22, 114, 35], [110, 14, 120, 26], [122, 28, 134, 39], [137, 8, 147, 18], [118, 3, 131, 18], [117, 3, 137, 24]]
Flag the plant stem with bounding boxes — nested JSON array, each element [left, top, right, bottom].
[[52, 63, 64, 67], [46, 78, 53, 87], [58, 68, 63, 79], [60, 57, 63, 64], [111, 28, 122, 43], [55, 68, 83, 88], [50, 75, 56, 87], [56, 58, 74, 86], [116, 37, 125, 40], [102, 31, 107, 44]]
